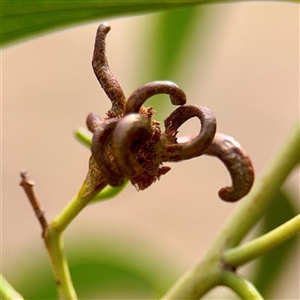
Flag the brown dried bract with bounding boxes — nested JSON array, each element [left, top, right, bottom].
[[86, 23, 254, 201]]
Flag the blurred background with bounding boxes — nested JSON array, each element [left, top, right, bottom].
[[2, 2, 299, 299]]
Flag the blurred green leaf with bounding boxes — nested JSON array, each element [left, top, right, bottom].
[[1, 0, 223, 46], [3, 1, 297, 47], [251, 189, 299, 297], [14, 239, 178, 299], [146, 7, 200, 81]]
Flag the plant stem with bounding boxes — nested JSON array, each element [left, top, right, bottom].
[[44, 179, 107, 299], [220, 271, 264, 300], [44, 229, 78, 300], [50, 187, 105, 232], [20, 161, 108, 299], [220, 122, 300, 248], [19, 171, 48, 237], [0, 274, 24, 300], [162, 122, 299, 299], [223, 214, 300, 267]]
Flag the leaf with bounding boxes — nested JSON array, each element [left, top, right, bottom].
[[13, 239, 178, 299], [4, 1, 297, 47], [145, 6, 200, 81], [251, 189, 299, 297], [2, 0, 219, 46]]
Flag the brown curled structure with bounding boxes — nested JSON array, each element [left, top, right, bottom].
[[164, 105, 216, 161], [86, 112, 102, 133], [91, 119, 124, 187], [205, 133, 254, 202], [112, 114, 153, 178], [92, 23, 126, 117], [86, 22, 254, 200], [125, 81, 187, 114]]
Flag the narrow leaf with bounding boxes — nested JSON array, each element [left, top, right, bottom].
[[4, 1, 297, 47], [2, 0, 217, 46]]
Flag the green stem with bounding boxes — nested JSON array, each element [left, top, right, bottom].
[[44, 166, 107, 299], [162, 122, 299, 299], [0, 274, 24, 300], [220, 271, 264, 300], [221, 122, 300, 248], [44, 229, 78, 300], [51, 186, 104, 232], [223, 214, 300, 267]]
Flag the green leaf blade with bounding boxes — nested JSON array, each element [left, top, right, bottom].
[[1, 0, 209, 46]]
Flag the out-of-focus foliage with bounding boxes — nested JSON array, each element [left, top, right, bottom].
[[1, 0, 245, 46], [3, 1, 297, 46], [14, 240, 179, 299]]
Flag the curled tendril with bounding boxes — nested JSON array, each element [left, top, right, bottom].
[[86, 23, 255, 201], [205, 133, 254, 202], [164, 105, 216, 161], [125, 81, 187, 114], [177, 133, 254, 202], [92, 23, 126, 117]]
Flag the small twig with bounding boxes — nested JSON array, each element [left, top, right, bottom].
[[19, 170, 48, 237]]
